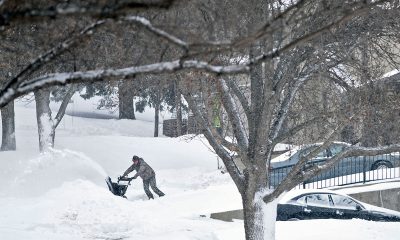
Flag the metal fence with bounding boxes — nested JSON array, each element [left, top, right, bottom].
[[268, 152, 400, 189]]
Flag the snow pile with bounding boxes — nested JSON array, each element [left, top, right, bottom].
[[0, 149, 107, 197]]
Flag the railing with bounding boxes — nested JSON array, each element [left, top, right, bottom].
[[268, 152, 400, 189]]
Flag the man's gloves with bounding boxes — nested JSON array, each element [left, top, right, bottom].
[[117, 175, 137, 181], [118, 175, 129, 181]]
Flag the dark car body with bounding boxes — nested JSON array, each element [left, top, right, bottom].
[[277, 190, 400, 222]]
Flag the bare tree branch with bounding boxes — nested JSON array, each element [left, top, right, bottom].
[[225, 78, 251, 119], [0, 60, 250, 108], [264, 116, 354, 203], [0, 0, 176, 27], [122, 15, 188, 51], [272, 112, 335, 145], [184, 92, 245, 193], [0, 19, 106, 103], [217, 79, 249, 151], [268, 70, 312, 142], [54, 85, 76, 129], [249, 0, 388, 67]]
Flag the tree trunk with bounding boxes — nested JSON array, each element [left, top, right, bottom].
[[118, 81, 136, 120], [242, 188, 278, 240], [1, 100, 16, 151], [154, 89, 161, 137], [175, 82, 182, 136], [34, 89, 55, 152]]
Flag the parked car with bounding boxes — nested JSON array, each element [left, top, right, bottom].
[[277, 189, 400, 221], [269, 142, 400, 187]]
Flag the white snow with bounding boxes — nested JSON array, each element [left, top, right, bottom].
[[0, 98, 399, 240], [382, 69, 399, 78]]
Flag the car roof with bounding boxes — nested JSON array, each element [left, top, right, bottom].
[[279, 189, 345, 204]]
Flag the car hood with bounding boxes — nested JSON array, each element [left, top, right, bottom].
[[363, 203, 400, 218]]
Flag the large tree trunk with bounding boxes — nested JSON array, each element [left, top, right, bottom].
[[242, 184, 278, 240], [34, 89, 55, 152], [154, 89, 161, 137], [1, 100, 16, 151], [118, 81, 136, 120]]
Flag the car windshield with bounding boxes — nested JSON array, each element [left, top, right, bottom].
[[330, 194, 362, 210]]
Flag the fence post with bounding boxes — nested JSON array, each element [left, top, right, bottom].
[[363, 156, 367, 184]]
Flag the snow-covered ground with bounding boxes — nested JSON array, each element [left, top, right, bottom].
[[0, 97, 399, 240]]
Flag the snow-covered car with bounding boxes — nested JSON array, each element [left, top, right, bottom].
[[277, 189, 400, 221], [269, 142, 400, 187]]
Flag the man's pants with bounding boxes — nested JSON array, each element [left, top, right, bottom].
[[143, 176, 165, 199]]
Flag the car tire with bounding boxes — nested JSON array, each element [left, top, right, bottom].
[[371, 161, 393, 170]]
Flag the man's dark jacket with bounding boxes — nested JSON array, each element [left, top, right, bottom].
[[123, 158, 155, 180]]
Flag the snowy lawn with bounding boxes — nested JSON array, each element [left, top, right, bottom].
[[0, 101, 399, 240]]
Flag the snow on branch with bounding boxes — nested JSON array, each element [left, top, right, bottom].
[[122, 16, 188, 50], [218, 78, 249, 152], [0, 60, 249, 108]]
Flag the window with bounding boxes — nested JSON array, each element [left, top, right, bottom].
[[295, 196, 307, 205], [330, 145, 345, 156], [330, 194, 360, 210], [305, 194, 331, 207]]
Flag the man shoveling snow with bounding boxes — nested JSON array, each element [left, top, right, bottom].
[[121, 155, 165, 199]]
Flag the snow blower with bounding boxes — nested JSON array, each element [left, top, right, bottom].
[[105, 176, 133, 198]]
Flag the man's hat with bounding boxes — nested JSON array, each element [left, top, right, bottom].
[[132, 155, 140, 161]]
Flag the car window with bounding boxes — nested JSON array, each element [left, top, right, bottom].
[[294, 196, 307, 205], [301, 146, 330, 158], [330, 194, 359, 210], [304, 194, 331, 207], [330, 145, 344, 156], [316, 150, 326, 158]]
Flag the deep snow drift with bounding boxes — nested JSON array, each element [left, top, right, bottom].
[[0, 97, 399, 240]]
